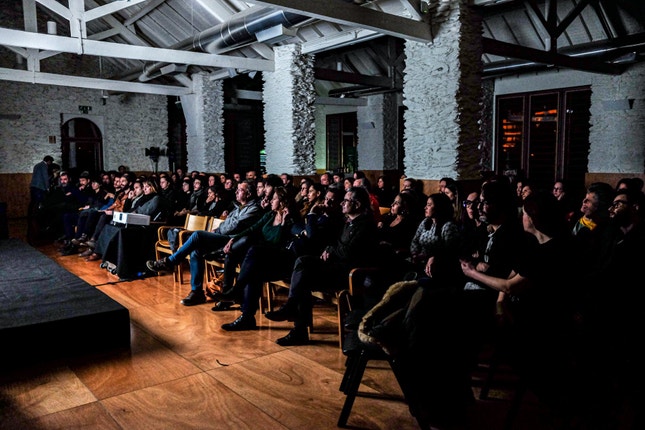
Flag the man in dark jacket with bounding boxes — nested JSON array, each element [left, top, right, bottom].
[[264, 186, 379, 345]]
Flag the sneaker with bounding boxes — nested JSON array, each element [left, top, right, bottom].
[[85, 239, 97, 249], [79, 248, 93, 258], [276, 328, 309, 346], [180, 290, 206, 306], [221, 314, 257, 331], [146, 258, 173, 273]]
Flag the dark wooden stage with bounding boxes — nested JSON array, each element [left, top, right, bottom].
[[0, 238, 130, 364]]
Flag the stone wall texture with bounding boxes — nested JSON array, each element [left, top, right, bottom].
[[402, 0, 483, 181], [263, 45, 316, 175], [183, 73, 225, 173], [0, 81, 166, 173]]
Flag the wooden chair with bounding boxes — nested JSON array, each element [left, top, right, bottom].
[[263, 267, 388, 349], [379, 206, 391, 217], [154, 214, 210, 283]]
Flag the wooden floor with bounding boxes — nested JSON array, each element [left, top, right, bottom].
[[1, 219, 554, 430]]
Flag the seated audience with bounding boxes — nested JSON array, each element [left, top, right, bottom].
[[86, 179, 165, 262], [408, 193, 463, 283], [460, 191, 583, 424], [146, 181, 262, 306], [375, 175, 396, 207], [265, 187, 379, 346], [214, 187, 301, 329], [299, 182, 325, 218], [289, 186, 346, 259], [376, 191, 422, 275]]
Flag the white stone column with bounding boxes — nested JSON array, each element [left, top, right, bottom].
[[182, 73, 225, 172], [263, 45, 316, 175], [356, 93, 399, 171], [403, 0, 483, 180]]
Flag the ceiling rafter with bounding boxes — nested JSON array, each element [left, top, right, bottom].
[[245, 0, 433, 43]]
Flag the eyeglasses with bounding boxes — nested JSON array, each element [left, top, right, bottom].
[[479, 200, 490, 207], [553, 187, 563, 191], [463, 199, 480, 207], [610, 200, 628, 208]]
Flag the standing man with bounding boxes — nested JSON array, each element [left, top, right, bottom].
[[29, 155, 54, 206], [28, 155, 54, 242]]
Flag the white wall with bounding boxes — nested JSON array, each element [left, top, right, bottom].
[[494, 62, 645, 173], [0, 81, 167, 174]]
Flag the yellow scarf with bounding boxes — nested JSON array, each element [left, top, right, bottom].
[[578, 216, 597, 231]]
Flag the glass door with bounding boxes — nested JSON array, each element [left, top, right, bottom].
[[527, 92, 559, 186], [496, 96, 525, 177]]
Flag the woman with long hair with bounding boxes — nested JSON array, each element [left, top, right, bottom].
[[409, 192, 463, 284]]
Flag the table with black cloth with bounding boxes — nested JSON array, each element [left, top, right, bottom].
[[0, 238, 130, 364], [95, 223, 158, 279]]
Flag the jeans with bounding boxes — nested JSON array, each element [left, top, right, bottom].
[[168, 230, 232, 292]]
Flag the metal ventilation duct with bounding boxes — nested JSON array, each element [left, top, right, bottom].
[[192, 9, 308, 53], [138, 9, 309, 82]]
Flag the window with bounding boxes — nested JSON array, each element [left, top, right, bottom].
[[495, 87, 591, 187]]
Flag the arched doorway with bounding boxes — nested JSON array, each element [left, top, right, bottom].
[[61, 117, 103, 178]]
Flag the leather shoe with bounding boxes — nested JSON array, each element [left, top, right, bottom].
[[212, 288, 242, 303], [180, 290, 206, 306], [221, 314, 257, 331], [60, 245, 79, 256], [265, 303, 297, 322], [211, 300, 235, 311], [276, 328, 309, 346]]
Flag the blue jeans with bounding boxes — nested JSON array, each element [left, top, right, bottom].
[[168, 230, 231, 292]]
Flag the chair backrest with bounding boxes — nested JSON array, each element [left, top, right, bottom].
[[209, 217, 224, 232], [185, 214, 209, 231]]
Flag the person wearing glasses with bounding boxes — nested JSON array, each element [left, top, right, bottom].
[[575, 188, 645, 427], [265, 186, 379, 346], [458, 191, 488, 263]]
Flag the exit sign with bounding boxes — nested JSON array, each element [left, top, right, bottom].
[[78, 105, 92, 114]]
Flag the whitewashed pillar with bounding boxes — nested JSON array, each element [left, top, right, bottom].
[[182, 73, 225, 172], [403, 0, 483, 180], [263, 45, 316, 175]]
